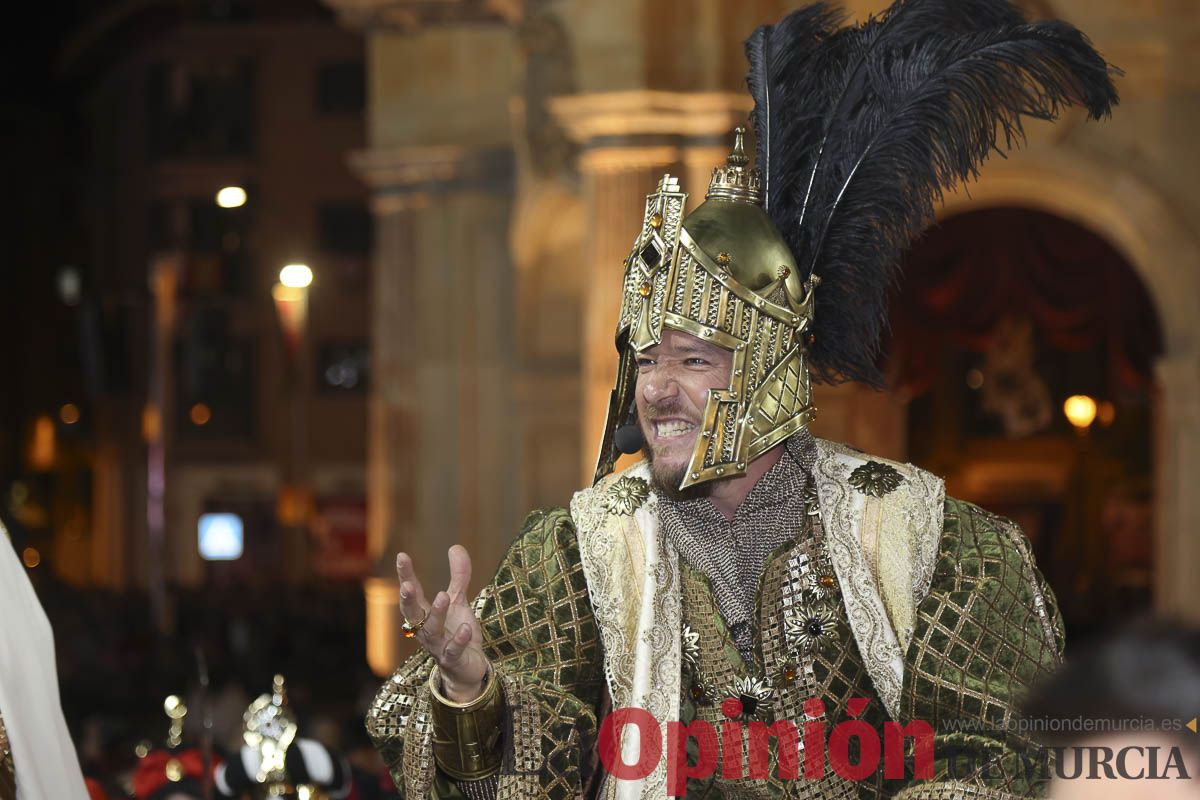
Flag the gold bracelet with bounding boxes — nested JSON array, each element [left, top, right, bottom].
[[428, 665, 505, 781]]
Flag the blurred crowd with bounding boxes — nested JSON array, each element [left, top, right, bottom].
[[29, 571, 398, 799]]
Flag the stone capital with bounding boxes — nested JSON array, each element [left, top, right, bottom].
[[322, 0, 517, 32], [548, 90, 752, 149], [349, 145, 513, 211]]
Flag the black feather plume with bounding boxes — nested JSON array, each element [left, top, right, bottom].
[[745, 4, 846, 212], [744, 0, 1119, 387]]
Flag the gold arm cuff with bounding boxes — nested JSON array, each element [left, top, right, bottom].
[[428, 665, 505, 781]]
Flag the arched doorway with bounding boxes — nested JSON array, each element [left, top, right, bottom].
[[888, 207, 1163, 642]]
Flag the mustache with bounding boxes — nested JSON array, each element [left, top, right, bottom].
[[642, 400, 692, 421]]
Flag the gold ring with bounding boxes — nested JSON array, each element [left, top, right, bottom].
[[401, 607, 431, 638]]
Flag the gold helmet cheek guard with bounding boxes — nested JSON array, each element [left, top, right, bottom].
[[593, 131, 819, 490]]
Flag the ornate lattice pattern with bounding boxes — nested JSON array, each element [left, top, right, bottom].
[[899, 499, 1065, 797], [366, 510, 604, 799], [750, 351, 806, 434]]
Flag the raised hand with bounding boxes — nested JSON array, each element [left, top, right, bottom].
[[396, 545, 489, 702]]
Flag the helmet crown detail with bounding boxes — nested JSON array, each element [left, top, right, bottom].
[[705, 127, 762, 204]]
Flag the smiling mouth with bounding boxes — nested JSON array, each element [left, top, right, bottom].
[[653, 419, 697, 439]]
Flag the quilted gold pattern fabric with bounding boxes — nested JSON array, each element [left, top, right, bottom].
[[367, 509, 604, 799], [368, 489, 1061, 799], [896, 500, 1065, 799]]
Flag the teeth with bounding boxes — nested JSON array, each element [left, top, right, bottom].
[[655, 421, 696, 438]]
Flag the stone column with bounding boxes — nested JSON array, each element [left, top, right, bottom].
[[324, 0, 522, 674], [352, 145, 518, 675], [549, 91, 751, 481], [1154, 353, 1200, 622]]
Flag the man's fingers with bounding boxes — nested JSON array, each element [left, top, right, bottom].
[[446, 545, 472, 603], [441, 623, 473, 662], [395, 553, 429, 609], [396, 554, 431, 629], [422, 591, 450, 647]]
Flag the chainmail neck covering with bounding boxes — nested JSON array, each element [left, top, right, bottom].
[[658, 433, 817, 658]]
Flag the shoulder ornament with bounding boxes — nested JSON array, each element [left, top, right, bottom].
[[601, 475, 650, 516], [848, 460, 905, 498]]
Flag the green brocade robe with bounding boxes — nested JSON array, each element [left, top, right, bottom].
[[368, 439, 1064, 799]]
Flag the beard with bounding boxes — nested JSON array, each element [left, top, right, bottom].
[[644, 444, 710, 502], [640, 398, 710, 502]]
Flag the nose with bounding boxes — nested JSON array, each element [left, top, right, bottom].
[[639, 364, 679, 405]]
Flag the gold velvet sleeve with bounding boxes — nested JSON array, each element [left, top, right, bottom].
[[366, 508, 606, 799], [890, 499, 1065, 800]]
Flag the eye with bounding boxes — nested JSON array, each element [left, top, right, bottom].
[[636, 357, 656, 369], [685, 357, 709, 367]]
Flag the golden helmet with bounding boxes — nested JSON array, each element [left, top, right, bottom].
[[595, 129, 818, 489]]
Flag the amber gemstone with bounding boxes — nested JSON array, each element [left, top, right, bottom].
[[819, 575, 836, 588], [649, 213, 663, 229], [638, 281, 651, 297], [779, 664, 797, 686], [717, 252, 732, 265], [691, 685, 705, 700]]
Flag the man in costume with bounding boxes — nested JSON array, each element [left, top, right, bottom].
[[214, 675, 353, 800], [367, 1, 1119, 797]]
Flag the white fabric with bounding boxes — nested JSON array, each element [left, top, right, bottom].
[[613, 494, 679, 800], [214, 762, 233, 796], [238, 746, 262, 785], [813, 445, 907, 718], [295, 738, 333, 783], [218, 739, 350, 799], [572, 463, 681, 800], [0, 522, 90, 800]]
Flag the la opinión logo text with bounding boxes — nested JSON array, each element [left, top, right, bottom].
[[598, 698, 932, 795], [589, 699, 1194, 795]]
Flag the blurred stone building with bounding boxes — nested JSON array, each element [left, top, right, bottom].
[[36, 0, 371, 597], [320, 0, 1200, 672]]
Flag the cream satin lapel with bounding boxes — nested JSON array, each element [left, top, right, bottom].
[[813, 440, 905, 720]]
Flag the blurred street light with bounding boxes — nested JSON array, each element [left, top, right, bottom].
[[59, 403, 80, 425], [198, 512, 244, 561], [29, 414, 55, 471], [142, 404, 162, 443], [1063, 394, 1097, 431], [279, 263, 313, 288], [273, 265, 312, 361], [57, 266, 82, 306], [190, 402, 212, 426], [272, 263, 314, 582], [216, 186, 247, 208]]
